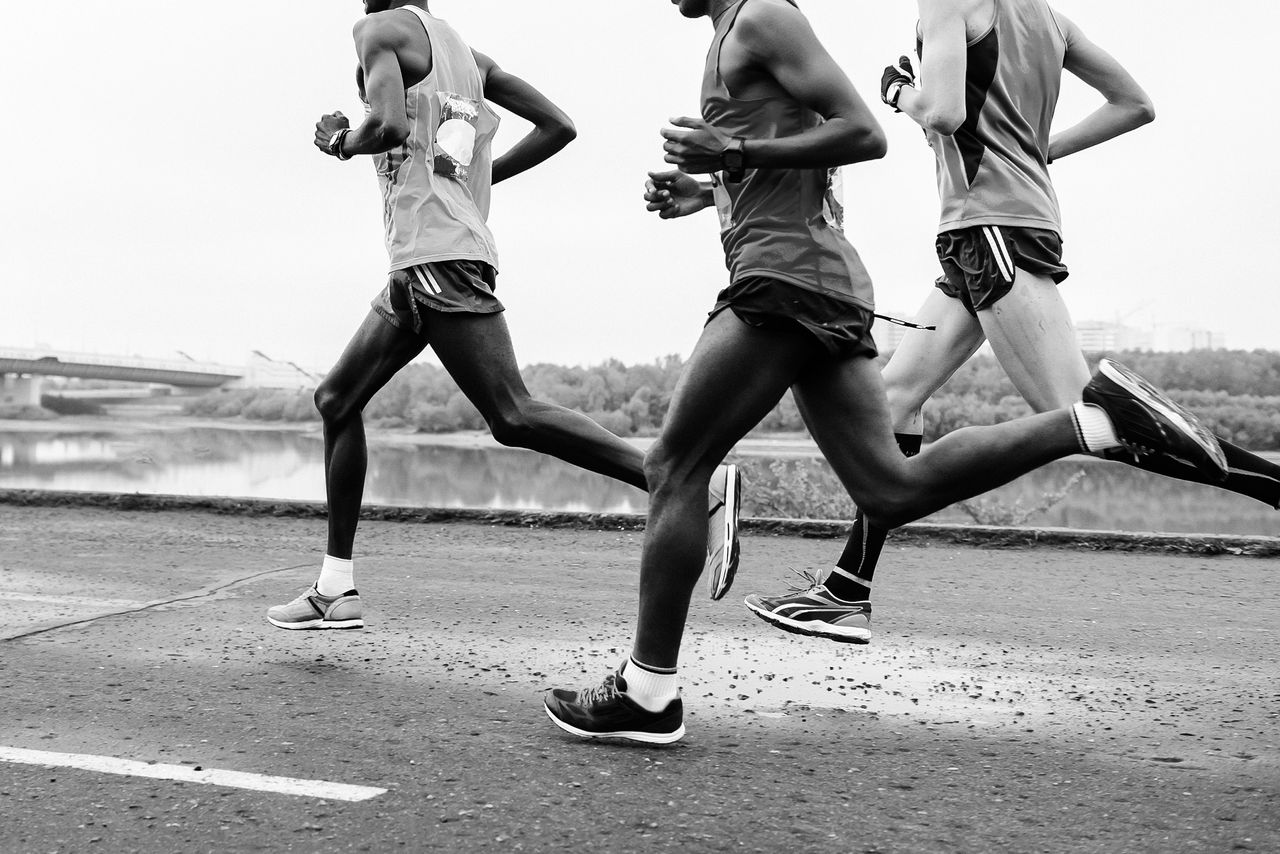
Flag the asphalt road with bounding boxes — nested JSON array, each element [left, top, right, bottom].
[[1, 505, 1277, 853]]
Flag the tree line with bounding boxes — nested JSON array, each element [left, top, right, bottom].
[[183, 349, 1280, 451]]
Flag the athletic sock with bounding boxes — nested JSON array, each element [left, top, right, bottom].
[[823, 433, 922, 602], [1071, 402, 1121, 453], [1133, 437, 1280, 509], [621, 656, 679, 713], [316, 555, 354, 597]]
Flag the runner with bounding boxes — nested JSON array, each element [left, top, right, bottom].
[[266, 0, 739, 631], [745, 0, 1280, 644], [542, 0, 1227, 744]]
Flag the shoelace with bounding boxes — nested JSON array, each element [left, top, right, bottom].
[[578, 674, 621, 707], [784, 567, 825, 595]]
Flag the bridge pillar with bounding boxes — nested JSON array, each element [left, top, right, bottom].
[[1, 374, 43, 407]]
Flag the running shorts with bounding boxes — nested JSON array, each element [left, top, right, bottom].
[[709, 276, 879, 360], [372, 260, 503, 335], [934, 226, 1069, 315]]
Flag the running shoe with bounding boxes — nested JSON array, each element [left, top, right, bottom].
[[705, 463, 742, 601], [266, 586, 364, 630], [1083, 359, 1228, 482], [744, 572, 872, 643], [544, 671, 685, 744]]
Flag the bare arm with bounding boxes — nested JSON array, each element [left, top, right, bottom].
[[895, 0, 969, 135], [473, 50, 577, 185], [1047, 13, 1155, 163], [320, 17, 413, 158], [662, 0, 885, 174]]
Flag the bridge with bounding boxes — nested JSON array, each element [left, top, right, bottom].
[[0, 347, 317, 407]]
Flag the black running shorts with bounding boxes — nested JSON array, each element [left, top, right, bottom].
[[709, 276, 879, 360], [372, 259, 503, 335], [934, 226, 1069, 315]]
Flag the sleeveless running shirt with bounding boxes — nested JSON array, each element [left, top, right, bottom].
[[921, 0, 1065, 235], [702, 0, 875, 310], [371, 6, 501, 272]]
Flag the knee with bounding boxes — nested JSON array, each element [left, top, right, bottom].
[[643, 439, 707, 499], [487, 405, 536, 448], [883, 380, 925, 427], [853, 487, 916, 530], [314, 381, 355, 425]]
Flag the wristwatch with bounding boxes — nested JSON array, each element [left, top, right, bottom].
[[720, 137, 747, 183], [328, 128, 352, 161]]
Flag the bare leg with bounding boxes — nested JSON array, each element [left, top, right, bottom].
[[978, 268, 1090, 412], [632, 312, 821, 668], [314, 311, 429, 559], [792, 356, 1081, 530], [423, 310, 647, 490], [881, 289, 987, 432]]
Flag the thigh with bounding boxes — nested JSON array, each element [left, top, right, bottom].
[[978, 267, 1089, 412], [323, 309, 428, 408], [421, 309, 532, 416], [881, 289, 986, 423], [656, 309, 820, 472], [792, 356, 914, 503]]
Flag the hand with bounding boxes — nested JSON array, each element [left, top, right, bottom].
[[644, 170, 708, 219], [314, 111, 351, 155], [660, 116, 731, 174], [880, 55, 916, 111]]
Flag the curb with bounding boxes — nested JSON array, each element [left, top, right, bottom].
[[3, 489, 1277, 558]]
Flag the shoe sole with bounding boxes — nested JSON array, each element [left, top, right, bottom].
[[1098, 359, 1227, 478], [744, 598, 870, 644], [543, 705, 686, 745], [707, 464, 742, 602], [266, 617, 365, 630]]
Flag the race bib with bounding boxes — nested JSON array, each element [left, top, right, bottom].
[[434, 92, 482, 181]]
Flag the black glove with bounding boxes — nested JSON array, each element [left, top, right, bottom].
[[880, 55, 916, 111]]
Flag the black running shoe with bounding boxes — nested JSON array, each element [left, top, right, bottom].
[[544, 672, 685, 744], [1083, 358, 1228, 482]]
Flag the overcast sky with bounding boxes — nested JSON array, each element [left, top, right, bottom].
[[1, 1, 1274, 370]]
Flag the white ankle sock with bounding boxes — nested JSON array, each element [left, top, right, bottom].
[[1071, 402, 1121, 453], [316, 555, 354, 597], [622, 656, 679, 713]]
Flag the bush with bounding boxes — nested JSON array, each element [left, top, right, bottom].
[[40, 396, 105, 416]]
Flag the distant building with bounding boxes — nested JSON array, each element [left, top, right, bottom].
[[1151, 324, 1228, 353]]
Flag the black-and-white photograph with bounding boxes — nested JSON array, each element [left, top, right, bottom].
[[2, 1, 1277, 851]]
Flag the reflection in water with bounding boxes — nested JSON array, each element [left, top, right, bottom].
[[0, 428, 1276, 536], [0, 428, 647, 514]]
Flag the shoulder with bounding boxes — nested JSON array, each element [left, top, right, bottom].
[[734, 0, 814, 50], [352, 10, 413, 52], [737, 0, 806, 30], [470, 49, 498, 79], [918, 0, 987, 25]]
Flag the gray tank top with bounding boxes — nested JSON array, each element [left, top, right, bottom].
[[701, 0, 875, 310], [922, 0, 1065, 234], [372, 6, 500, 272]]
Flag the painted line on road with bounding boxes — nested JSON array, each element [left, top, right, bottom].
[[0, 746, 387, 802]]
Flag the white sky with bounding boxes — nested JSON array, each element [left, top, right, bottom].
[[1, 1, 1275, 370]]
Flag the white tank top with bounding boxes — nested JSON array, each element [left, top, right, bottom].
[[371, 6, 501, 271]]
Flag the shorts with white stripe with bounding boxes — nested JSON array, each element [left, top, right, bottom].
[[933, 226, 1068, 316], [372, 259, 504, 335]]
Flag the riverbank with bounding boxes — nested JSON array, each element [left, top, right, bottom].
[[4, 488, 1278, 557]]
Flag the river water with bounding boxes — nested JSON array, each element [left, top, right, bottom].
[[1, 423, 1276, 536]]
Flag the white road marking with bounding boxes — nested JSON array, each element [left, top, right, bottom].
[[0, 746, 387, 802]]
